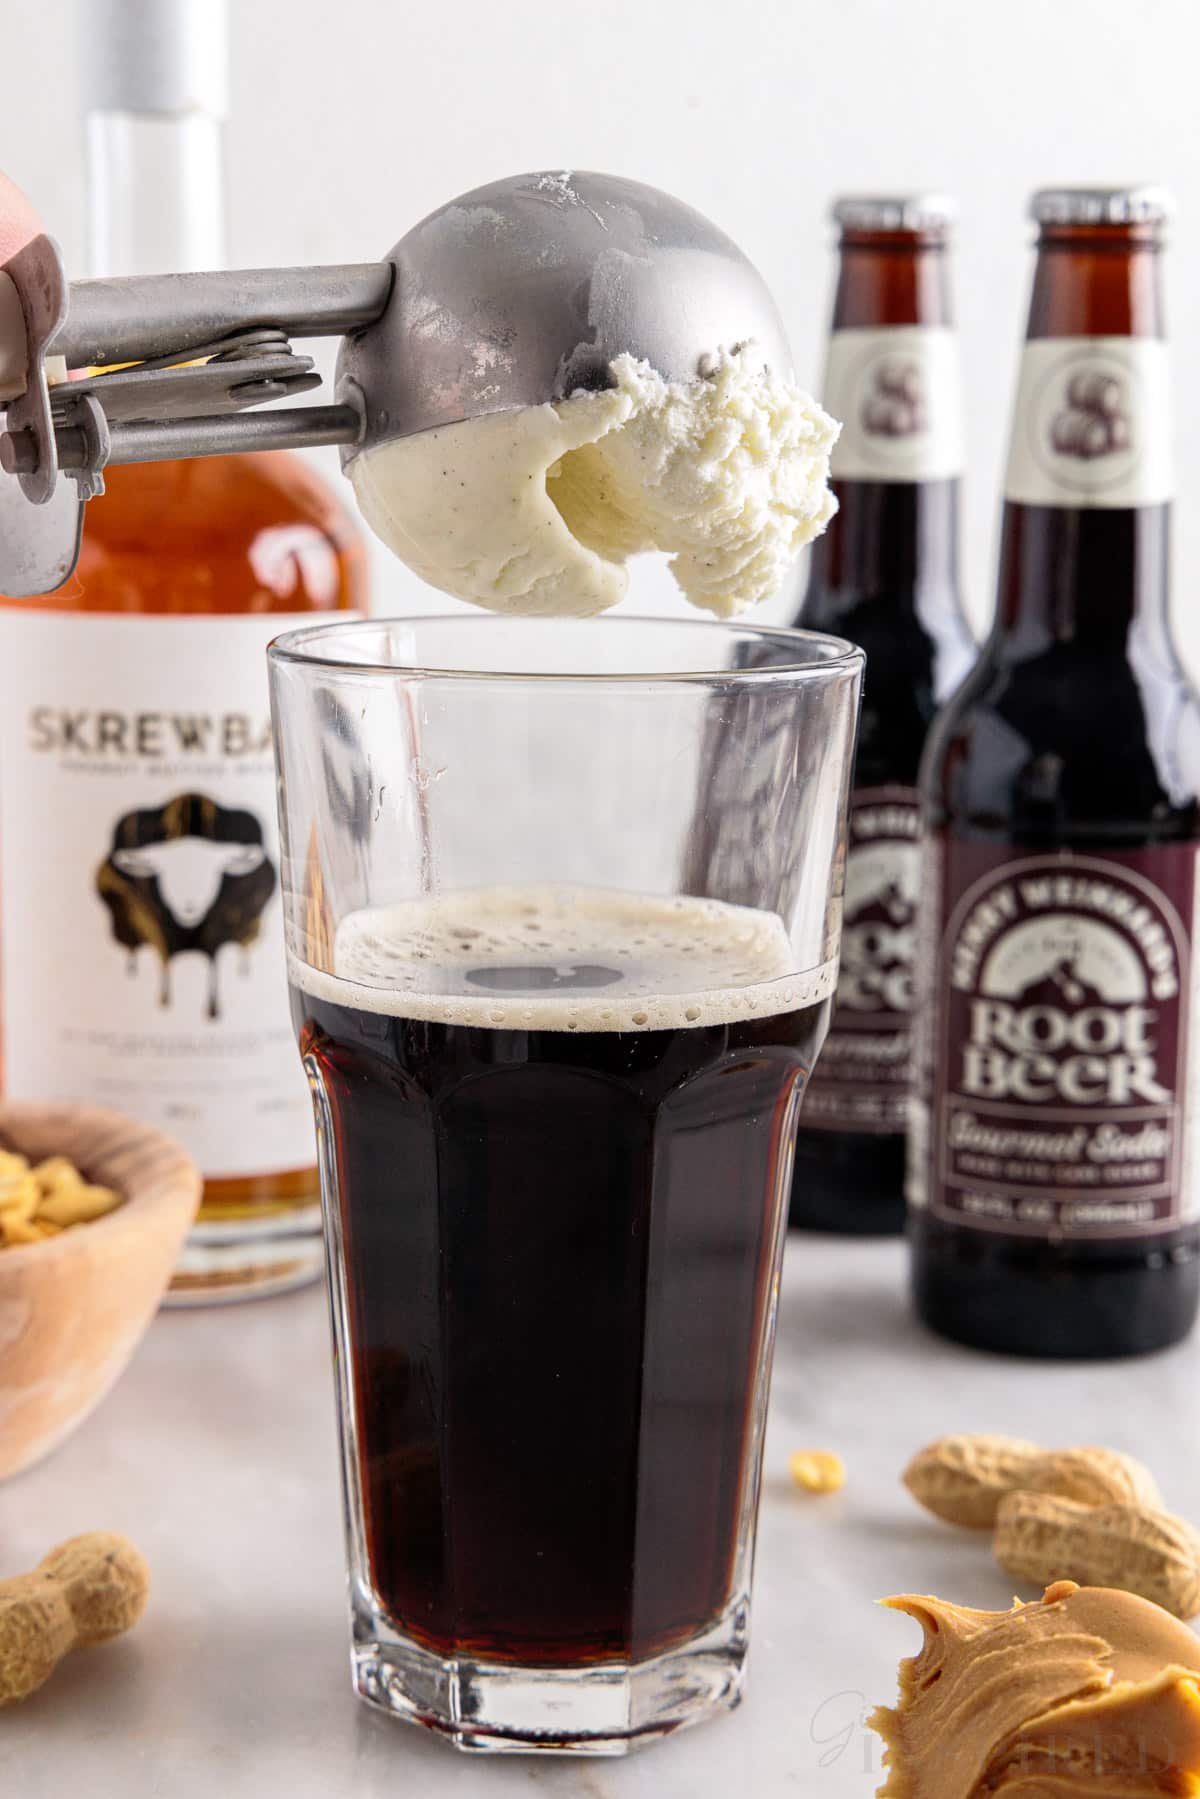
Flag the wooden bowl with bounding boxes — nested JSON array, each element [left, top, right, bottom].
[[0, 1103, 200, 1479]]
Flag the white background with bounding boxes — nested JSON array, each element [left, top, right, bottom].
[[4, 0, 1197, 654]]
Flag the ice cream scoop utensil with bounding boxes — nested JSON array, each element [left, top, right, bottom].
[[0, 171, 791, 595]]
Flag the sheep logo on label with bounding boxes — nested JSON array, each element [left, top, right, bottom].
[[95, 791, 277, 1019]]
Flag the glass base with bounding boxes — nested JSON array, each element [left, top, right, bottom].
[[350, 1592, 749, 1755], [164, 1204, 324, 1306]]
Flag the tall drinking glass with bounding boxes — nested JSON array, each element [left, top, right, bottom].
[[268, 616, 862, 1754]]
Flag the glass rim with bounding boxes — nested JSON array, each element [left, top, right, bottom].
[[266, 613, 864, 686]]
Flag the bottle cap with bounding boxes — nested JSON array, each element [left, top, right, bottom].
[[832, 194, 956, 233], [1030, 186, 1174, 226], [79, 0, 229, 118]]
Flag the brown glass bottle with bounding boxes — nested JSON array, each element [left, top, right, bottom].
[[911, 187, 1200, 1357], [790, 196, 973, 1233]]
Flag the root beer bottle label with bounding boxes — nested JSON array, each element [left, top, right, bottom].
[[800, 786, 920, 1137], [791, 194, 974, 1233], [911, 186, 1200, 1357], [913, 843, 1199, 1239]]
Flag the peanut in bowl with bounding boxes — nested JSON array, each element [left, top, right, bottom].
[[0, 1102, 200, 1480], [0, 1148, 125, 1246]]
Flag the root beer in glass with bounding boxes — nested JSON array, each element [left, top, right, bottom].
[[269, 615, 861, 1751], [910, 187, 1200, 1357], [790, 195, 973, 1234]]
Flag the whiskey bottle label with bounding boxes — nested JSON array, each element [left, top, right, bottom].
[[1003, 337, 1172, 508], [800, 787, 920, 1135], [0, 610, 351, 1180], [823, 326, 964, 482], [912, 841, 1200, 1239]]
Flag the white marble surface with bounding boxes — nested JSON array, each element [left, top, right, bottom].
[[5, 1236, 1199, 1798]]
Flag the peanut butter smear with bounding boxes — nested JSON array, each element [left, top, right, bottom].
[[870, 1581, 1200, 1796]]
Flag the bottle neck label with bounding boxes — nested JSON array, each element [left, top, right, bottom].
[[800, 785, 920, 1136], [1003, 337, 1172, 508], [909, 839, 1200, 1239], [823, 326, 963, 482]]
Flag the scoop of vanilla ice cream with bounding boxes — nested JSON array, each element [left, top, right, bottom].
[[349, 344, 838, 618]]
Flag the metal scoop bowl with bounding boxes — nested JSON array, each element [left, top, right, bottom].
[[337, 169, 792, 461]]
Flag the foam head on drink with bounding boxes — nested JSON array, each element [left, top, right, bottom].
[[293, 884, 836, 1031]]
